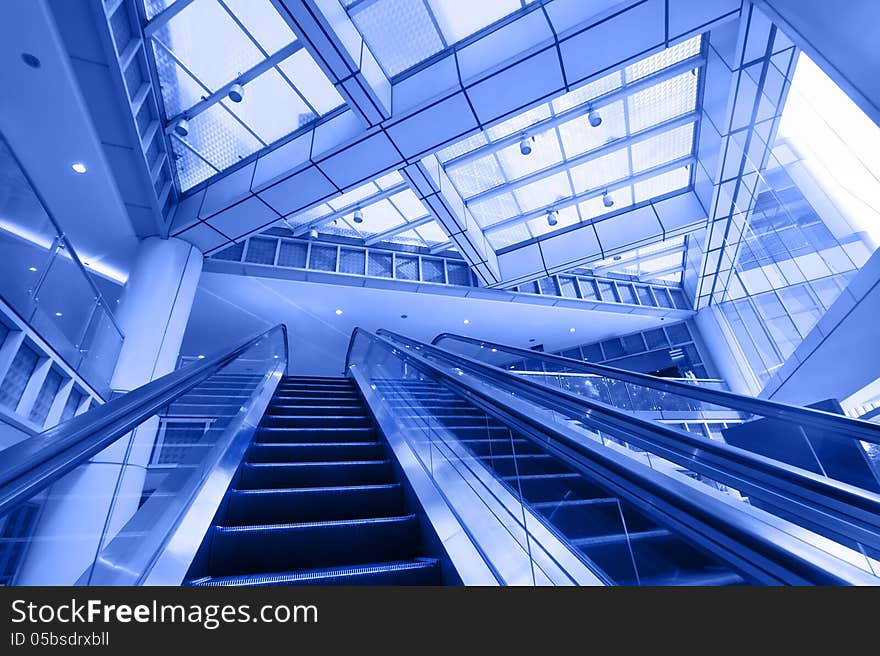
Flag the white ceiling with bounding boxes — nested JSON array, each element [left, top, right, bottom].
[[182, 271, 672, 375]]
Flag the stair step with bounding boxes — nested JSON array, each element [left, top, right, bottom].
[[237, 460, 393, 489], [571, 528, 670, 548], [266, 404, 366, 416], [225, 484, 404, 525], [255, 426, 377, 443], [261, 415, 373, 429], [209, 515, 421, 575], [188, 559, 440, 586], [248, 442, 385, 463]]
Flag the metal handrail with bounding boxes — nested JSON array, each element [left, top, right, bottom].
[[432, 332, 880, 445], [0, 324, 288, 517], [346, 328, 878, 584], [386, 330, 880, 551]]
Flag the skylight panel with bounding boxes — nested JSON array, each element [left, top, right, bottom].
[[486, 105, 553, 142], [513, 171, 571, 214], [630, 123, 695, 173], [387, 229, 427, 247], [415, 221, 450, 245], [632, 167, 691, 202], [220, 68, 311, 143], [436, 132, 488, 163], [277, 50, 345, 115], [624, 35, 702, 82], [375, 170, 405, 189], [327, 181, 381, 212], [627, 71, 699, 132], [222, 0, 296, 54], [578, 186, 634, 221], [468, 193, 520, 228], [568, 149, 631, 194], [353, 198, 406, 234], [486, 222, 533, 250], [284, 203, 333, 227], [172, 102, 263, 172], [526, 205, 578, 238], [172, 140, 217, 190], [551, 70, 623, 114], [556, 100, 627, 158], [446, 156, 506, 198], [496, 131, 563, 180], [388, 189, 430, 221], [348, 0, 445, 77], [427, 0, 522, 43]]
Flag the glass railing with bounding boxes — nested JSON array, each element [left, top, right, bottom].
[[382, 331, 880, 581], [433, 333, 880, 492], [0, 325, 286, 585], [0, 135, 123, 397]]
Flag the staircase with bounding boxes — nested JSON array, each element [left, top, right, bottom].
[[187, 376, 441, 586], [376, 378, 746, 586]]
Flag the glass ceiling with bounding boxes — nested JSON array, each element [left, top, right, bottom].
[[575, 236, 688, 285], [436, 35, 703, 251], [283, 171, 451, 248], [342, 0, 538, 77], [143, 0, 345, 191]]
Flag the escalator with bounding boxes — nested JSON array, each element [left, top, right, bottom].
[[1, 323, 880, 586], [186, 376, 442, 586], [375, 378, 745, 586]]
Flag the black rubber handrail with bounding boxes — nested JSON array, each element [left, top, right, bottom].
[[346, 328, 878, 585], [0, 324, 288, 517], [432, 332, 880, 445]]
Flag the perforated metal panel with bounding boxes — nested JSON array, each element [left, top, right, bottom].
[[421, 258, 445, 283], [0, 345, 39, 410], [339, 248, 366, 275], [395, 255, 419, 280], [308, 245, 338, 272], [367, 252, 393, 278], [244, 237, 277, 265], [28, 368, 64, 425], [446, 262, 471, 286], [277, 240, 307, 268]]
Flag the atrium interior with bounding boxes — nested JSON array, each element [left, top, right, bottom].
[[1, 0, 880, 586]]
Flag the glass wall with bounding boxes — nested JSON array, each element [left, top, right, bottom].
[[0, 136, 124, 397], [718, 53, 880, 386]]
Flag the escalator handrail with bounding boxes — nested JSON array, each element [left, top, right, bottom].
[[431, 332, 880, 446], [0, 324, 288, 517], [348, 328, 876, 585], [386, 330, 880, 550]]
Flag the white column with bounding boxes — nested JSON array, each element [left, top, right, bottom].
[[16, 238, 202, 584]]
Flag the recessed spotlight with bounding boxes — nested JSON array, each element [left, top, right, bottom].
[[587, 107, 602, 127], [335, 309, 343, 315], [71, 162, 87, 174], [490, 348, 497, 353], [602, 190, 614, 208], [21, 53, 41, 68], [173, 118, 190, 137], [519, 134, 534, 156], [547, 209, 558, 227], [228, 83, 244, 103], [613, 254, 622, 261], [273, 355, 279, 359], [28, 266, 37, 272], [400, 314, 408, 319], [353, 208, 364, 224], [54, 312, 63, 317], [569, 327, 576, 333], [463, 319, 470, 325], [528, 338, 536, 343], [197, 354, 206, 359]]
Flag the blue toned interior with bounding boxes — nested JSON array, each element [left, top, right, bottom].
[[1, 0, 880, 587]]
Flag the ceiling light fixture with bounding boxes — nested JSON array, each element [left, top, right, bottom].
[[173, 118, 190, 137], [602, 190, 614, 208], [308, 228, 319, 240], [71, 163, 87, 174], [547, 209, 558, 227], [519, 134, 534, 156], [21, 53, 41, 68], [400, 314, 408, 319], [587, 107, 602, 127], [353, 208, 364, 224], [28, 266, 37, 272], [569, 327, 576, 333], [335, 309, 343, 315], [228, 83, 244, 103], [54, 312, 63, 317], [463, 319, 470, 325], [197, 355, 206, 359]]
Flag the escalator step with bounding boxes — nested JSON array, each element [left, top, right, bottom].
[[209, 515, 421, 575], [187, 559, 441, 586], [260, 415, 373, 429], [248, 442, 384, 463], [255, 426, 377, 443], [225, 483, 404, 525], [237, 460, 393, 489]]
